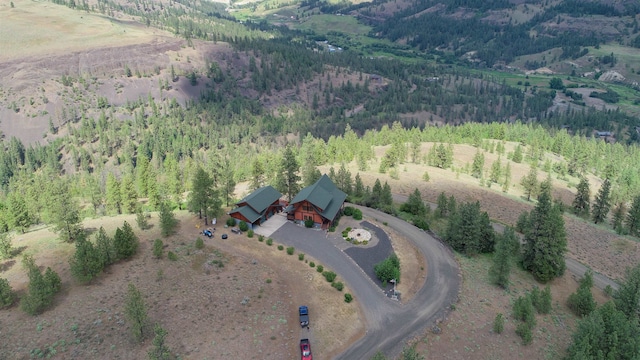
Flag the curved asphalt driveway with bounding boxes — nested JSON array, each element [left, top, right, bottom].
[[270, 206, 460, 359]]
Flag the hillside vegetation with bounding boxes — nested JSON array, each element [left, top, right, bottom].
[[2, 0, 640, 358]]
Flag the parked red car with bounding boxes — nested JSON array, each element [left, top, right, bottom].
[[300, 339, 312, 360]]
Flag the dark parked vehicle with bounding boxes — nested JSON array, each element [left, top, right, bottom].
[[300, 339, 312, 360], [202, 229, 213, 238], [231, 227, 242, 234], [221, 234, 228, 239], [299, 306, 309, 328]]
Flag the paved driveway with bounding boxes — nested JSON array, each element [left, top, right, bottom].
[[253, 213, 288, 237], [270, 206, 461, 359]]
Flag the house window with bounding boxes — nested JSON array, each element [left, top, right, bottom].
[[302, 205, 313, 212], [303, 215, 313, 221]]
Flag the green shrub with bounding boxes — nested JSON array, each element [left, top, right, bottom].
[[513, 295, 536, 327], [266, 279, 272, 284], [604, 285, 613, 297], [286, 246, 295, 255], [153, 239, 164, 259], [247, 229, 254, 238], [298, 253, 305, 261], [266, 238, 273, 246], [413, 218, 429, 231], [328, 225, 336, 232], [238, 221, 249, 232], [277, 245, 284, 250], [493, 313, 504, 334], [374, 254, 401, 283], [344, 293, 353, 303], [195, 237, 204, 249], [515, 322, 533, 345], [345, 227, 352, 232], [258, 235, 265, 242], [0, 278, 15, 308], [309, 262, 315, 267], [323, 271, 337, 282], [226, 218, 236, 227], [304, 218, 314, 228], [352, 209, 363, 220], [343, 207, 354, 216], [316, 265, 324, 273], [167, 251, 178, 261], [332, 281, 344, 291]]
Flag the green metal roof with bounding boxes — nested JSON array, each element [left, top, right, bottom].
[[237, 185, 282, 213], [229, 206, 262, 223], [290, 174, 346, 221]]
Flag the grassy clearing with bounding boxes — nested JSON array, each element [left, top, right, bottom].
[[0, 0, 156, 61]]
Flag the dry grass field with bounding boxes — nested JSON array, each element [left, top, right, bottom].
[[0, 212, 362, 360], [0, 0, 156, 61]]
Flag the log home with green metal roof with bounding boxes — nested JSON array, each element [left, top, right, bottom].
[[286, 174, 346, 229], [229, 186, 286, 227]]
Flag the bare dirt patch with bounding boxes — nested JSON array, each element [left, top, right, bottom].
[[0, 212, 362, 359]]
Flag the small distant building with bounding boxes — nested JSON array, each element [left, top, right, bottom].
[[596, 131, 613, 138], [286, 174, 347, 229], [369, 74, 383, 83], [229, 186, 287, 228]]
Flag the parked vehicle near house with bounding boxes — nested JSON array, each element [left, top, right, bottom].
[[300, 339, 312, 360], [299, 306, 309, 328]]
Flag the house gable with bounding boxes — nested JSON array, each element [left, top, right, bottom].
[[289, 174, 346, 223], [229, 186, 283, 224]]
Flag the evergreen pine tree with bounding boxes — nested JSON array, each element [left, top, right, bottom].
[[250, 159, 265, 191], [0, 232, 13, 260], [572, 176, 591, 217], [187, 167, 219, 225], [381, 182, 393, 208], [353, 173, 365, 198], [0, 277, 15, 308], [489, 158, 502, 184], [125, 283, 148, 342], [69, 232, 104, 283], [520, 165, 539, 202], [95, 226, 116, 266], [502, 162, 511, 193], [512, 145, 523, 163], [625, 196, 640, 236], [436, 192, 448, 218], [400, 188, 427, 217], [612, 202, 627, 234], [276, 145, 301, 202], [522, 186, 567, 282], [592, 178, 612, 224], [471, 150, 485, 178], [567, 271, 596, 317], [121, 174, 138, 214], [159, 202, 178, 237], [614, 263, 640, 320], [114, 221, 139, 259], [489, 230, 512, 289], [20, 255, 61, 315], [148, 323, 173, 360], [48, 180, 82, 243], [106, 173, 122, 214]]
